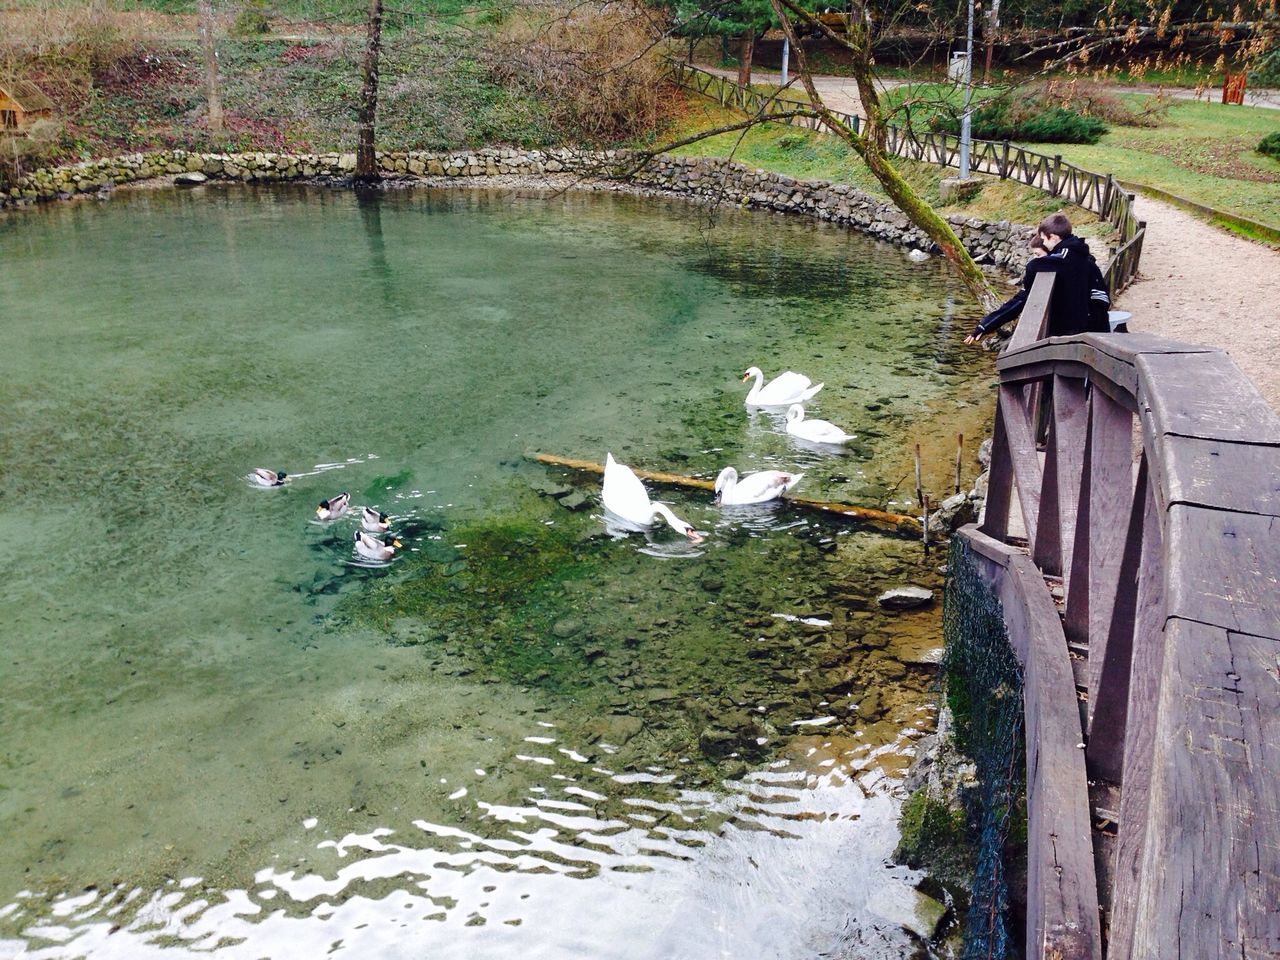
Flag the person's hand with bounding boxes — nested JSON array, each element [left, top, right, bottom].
[[964, 332, 982, 345]]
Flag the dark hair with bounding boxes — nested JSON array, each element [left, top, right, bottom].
[[1038, 212, 1073, 238], [1029, 234, 1048, 252]]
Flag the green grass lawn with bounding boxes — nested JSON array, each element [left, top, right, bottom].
[[879, 84, 1280, 228], [660, 98, 1100, 231], [1043, 99, 1280, 228]]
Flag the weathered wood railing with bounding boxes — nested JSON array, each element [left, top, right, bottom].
[[958, 271, 1280, 959], [668, 61, 1146, 294]]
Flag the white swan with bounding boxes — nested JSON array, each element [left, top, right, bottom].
[[741, 366, 824, 407], [354, 529, 401, 561], [315, 492, 351, 521], [602, 453, 704, 542], [714, 467, 804, 505], [252, 468, 287, 487], [786, 404, 856, 444], [361, 507, 390, 532]]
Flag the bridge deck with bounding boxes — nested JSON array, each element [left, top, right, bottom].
[[957, 272, 1280, 960]]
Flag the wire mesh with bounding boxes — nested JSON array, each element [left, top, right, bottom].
[[943, 537, 1026, 960]]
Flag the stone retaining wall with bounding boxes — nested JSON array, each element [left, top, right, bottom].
[[2, 147, 1033, 270]]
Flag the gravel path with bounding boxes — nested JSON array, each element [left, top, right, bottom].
[[1115, 194, 1280, 411]]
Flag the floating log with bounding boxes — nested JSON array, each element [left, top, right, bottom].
[[532, 453, 923, 535]]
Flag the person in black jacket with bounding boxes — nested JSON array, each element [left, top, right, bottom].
[[964, 213, 1112, 344]]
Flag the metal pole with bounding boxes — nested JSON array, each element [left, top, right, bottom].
[[781, 36, 790, 86], [958, 0, 974, 179]]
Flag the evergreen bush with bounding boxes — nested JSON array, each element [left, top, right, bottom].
[[1258, 132, 1280, 160]]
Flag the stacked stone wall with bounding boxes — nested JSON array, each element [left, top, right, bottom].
[[2, 147, 1033, 271]]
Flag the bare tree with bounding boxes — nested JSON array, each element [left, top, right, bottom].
[[197, 0, 224, 138], [355, 0, 383, 181]]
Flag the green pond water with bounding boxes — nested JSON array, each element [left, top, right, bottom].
[[0, 184, 989, 959]]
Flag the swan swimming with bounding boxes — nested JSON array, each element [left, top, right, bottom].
[[714, 467, 804, 505], [315, 492, 351, 521], [741, 367, 824, 407], [252, 468, 287, 487], [354, 529, 401, 561], [785, 405, 856, 445], [602, 453, 704, 542], [361, 507, 391, 532]]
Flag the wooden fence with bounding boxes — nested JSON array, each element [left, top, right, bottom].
[[669, 62, 1146, 295], [958, 271, 1280, 959]]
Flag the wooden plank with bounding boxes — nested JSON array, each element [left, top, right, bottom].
[[956, 523, 1018, 568], [1053, 377, 1089, 598], [1138, 352, 1280, 444], [1165, 506, 1280, 642], [1003, 556, 1103, 959], [1106, 472, 1169, 960], [1000, 384, 1043, 546], [1154, 435, 1280, 516], [1065, 388, 1135, 702], [1130, 618, 1280, 960], [1034, 402, 1065, 576], [981, 395, 1015, 541], [1086, 455, 1151, 781], [1007, 271, 1055, 352]]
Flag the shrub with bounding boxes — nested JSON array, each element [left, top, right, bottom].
[[231, 1, 272, 37], [930, 86, 1108, 144], [485, 0, 674, 144], [1259, 132, 1280, 160]]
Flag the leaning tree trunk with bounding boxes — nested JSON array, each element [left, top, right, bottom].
[[769, 0, 996, 309], [355, 0, 383, 182], [197, 0, 223, 137], [736, 32, 754, 86]]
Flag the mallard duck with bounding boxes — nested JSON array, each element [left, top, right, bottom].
[[252, 468, 287, 487], [785, 405, 856, 445], [315, 492, 351, 521], [742, 367, 824, 407], [361, 507, 390, 532], [354, 529, 402, 561], [714, 466, 804, 505], [602, 453, 704, 542]]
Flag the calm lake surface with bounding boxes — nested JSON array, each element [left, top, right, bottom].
[[0, 184, 988, 959]]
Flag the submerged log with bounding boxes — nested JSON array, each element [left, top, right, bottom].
[[532, 453, 923, 535]]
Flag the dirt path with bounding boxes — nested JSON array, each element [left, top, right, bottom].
[[1115, 194, 1280, 410]]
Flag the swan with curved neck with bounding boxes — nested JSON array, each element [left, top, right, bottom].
[[785, 404, 856, 445], [714, 466, 804, 505], [741, 367, 824, 407], [602, 453, 704, 542]]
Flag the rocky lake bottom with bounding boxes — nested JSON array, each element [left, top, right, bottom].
[[0, 183, 994, 958]]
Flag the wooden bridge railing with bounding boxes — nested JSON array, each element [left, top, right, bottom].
[[668, 61, 1146, 294], [957, 271, 1280, 959]]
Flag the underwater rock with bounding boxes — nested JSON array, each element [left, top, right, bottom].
[[423, 542, 461, 563], [585, 714, 643, 745], [557, 491, 592, 511], [700, 577, 724, 593], [859, 688, 884, 722], [552, 618, 583, 638], [877, 586, 935, 610]]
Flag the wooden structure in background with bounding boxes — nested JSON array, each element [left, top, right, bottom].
[[959, 271, 1280, 958], [0, 81, 55, 133]]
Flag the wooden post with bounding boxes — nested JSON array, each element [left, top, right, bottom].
[[914, 443, 924, 508], [922, 494, 931, 558], [954, 433, 964, 494]]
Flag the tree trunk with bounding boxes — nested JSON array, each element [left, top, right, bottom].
[[769, 0, 996, 309], [355, 0, 383, 182], [736, 32, 754, 87], [197, 0, 223, 137]]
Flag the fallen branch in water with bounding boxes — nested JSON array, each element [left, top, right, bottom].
[[532, 453, 922, 536]]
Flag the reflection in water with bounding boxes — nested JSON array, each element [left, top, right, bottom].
[[1, 723, 933, 960]]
